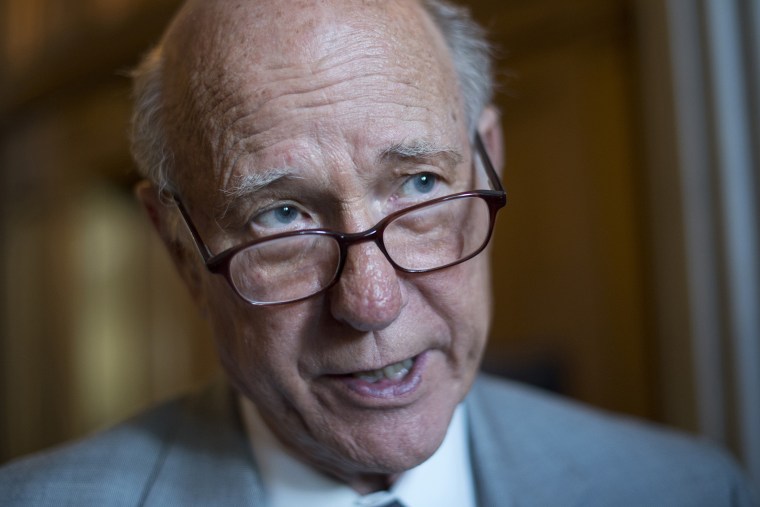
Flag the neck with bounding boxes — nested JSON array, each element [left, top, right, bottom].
[[333, 471, 400, 495]]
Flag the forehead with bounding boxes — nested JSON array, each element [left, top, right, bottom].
[[161, 0, 465, 203]]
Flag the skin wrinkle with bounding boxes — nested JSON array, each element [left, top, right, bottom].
[[216, 137, 464, 234], [152, 0, 493, 494], [177, 6, 448, 200], [199, 86, 243, 176], [202, 24, 378, 177], [207, 87, 434, 215], [211, 59, 435, 133], [216, 75, 434, 161], [216, 169, 302, 228], [218, 128, 467, 239], [214, 98, 442, 211]]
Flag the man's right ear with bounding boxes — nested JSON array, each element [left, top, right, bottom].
[[134, 180, 209, 315], [477, 105, 504, 176], [135, 180, 173, 245]]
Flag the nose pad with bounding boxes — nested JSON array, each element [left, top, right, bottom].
[[329, 239, 405, 332]]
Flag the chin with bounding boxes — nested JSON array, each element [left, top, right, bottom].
[[349, 395, 457, 474]]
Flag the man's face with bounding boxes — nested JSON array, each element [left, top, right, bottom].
[[159, 0, 493, 490]]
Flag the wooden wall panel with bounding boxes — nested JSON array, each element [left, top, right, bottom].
[[471, 0, 654, 418]]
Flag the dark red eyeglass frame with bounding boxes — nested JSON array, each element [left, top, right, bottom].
[[168, 132, 507, 305]]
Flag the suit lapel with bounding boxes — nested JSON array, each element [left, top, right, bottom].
[[466, 375, 590, 507]]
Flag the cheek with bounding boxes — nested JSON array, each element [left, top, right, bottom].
[[202, 276, 320, 389], [201, 278, 277, 379], [422, 257, 491, 325], [411, 256, 492, 358]]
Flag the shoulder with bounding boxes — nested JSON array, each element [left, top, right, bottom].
[[0, 398, 186, 506], [467, 374, 757, 506], [0, 380, 262, 506]]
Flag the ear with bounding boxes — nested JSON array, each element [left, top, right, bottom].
[[134, 180, 176, 248], [134, 180, 209, 317], [477, 105, 504, 175]]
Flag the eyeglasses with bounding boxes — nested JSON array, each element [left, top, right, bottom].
[[170, 132, 506, 305]]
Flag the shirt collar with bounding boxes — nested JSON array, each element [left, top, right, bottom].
[[239, 396, 476, 507]]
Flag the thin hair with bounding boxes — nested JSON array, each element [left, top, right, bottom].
[[130, 46, 174, 196], [421, 0, 493, 133]]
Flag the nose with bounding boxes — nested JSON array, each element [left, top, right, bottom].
[[328, 239, 405, 332]]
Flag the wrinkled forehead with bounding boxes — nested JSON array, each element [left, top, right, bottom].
[[159, 0, 463, 201]]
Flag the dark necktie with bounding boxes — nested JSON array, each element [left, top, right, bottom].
[[378, 501, 405, 507]]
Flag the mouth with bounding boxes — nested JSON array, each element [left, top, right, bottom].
[[351, 358, 415, 383], [329, 352, 428, 400]]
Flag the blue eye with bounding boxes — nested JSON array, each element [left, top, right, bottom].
[[273, 205, 297, 224], [411, 173, 437, 194], [254, 204, 308, 229]]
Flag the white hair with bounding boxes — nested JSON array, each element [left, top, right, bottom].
[[130, 46, 174, 194], [129, 0, 493, 192], [421, 0, 493, 132]]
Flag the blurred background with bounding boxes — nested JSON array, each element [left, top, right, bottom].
[[1, 0, 758, 489]]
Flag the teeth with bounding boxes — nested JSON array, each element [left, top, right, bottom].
[[354, 358, 414, 383]]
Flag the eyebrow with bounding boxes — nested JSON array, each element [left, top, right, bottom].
[[216, 167, 299, 223], [215, 140, 464, 225], [379, 139, 463, 167]]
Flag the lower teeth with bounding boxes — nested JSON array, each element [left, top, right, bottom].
[[354, 358, 414, 383]]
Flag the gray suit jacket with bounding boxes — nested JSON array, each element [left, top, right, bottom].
[[1, 374, 756, 506]]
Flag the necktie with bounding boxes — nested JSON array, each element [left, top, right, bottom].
[[378, 501, 405, 507]]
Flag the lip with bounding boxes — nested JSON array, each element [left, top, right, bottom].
[[324, 350, 430, 402]]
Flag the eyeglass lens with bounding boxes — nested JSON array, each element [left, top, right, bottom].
[[227, 195, 492, 304]]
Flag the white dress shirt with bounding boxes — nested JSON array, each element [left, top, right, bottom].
[[239, 397, 476, 507]]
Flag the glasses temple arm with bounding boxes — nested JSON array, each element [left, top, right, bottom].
[[165, 192, 214, 262], [474, 131, 505, 193]]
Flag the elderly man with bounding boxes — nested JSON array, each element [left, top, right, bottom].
[[1, 0, 756, 505]]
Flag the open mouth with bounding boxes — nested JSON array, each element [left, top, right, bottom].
[[329, 352, 427, 400], [333, 352, 428, 401], [352, 358, 414, 383]]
